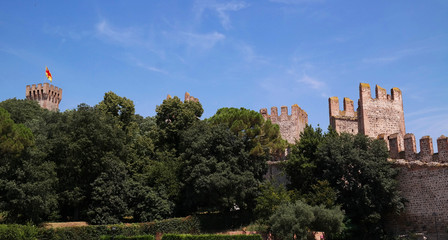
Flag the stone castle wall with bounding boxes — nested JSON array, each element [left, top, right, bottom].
[[358, 83, 405, 138], [260, 104, 308, 144], [26, 83, 62, 111], [329, 97, 358, 134], [329, 83, 405, 138], [387, 160, 448, 236]]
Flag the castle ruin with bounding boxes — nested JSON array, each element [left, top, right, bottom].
[[329, 83, 448, 237], [260, 104, 308, 144], [26, 83, 62, 111]]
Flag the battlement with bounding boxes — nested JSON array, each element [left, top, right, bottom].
[[26, 83, 62, 111], [260, 104, 308, 144], [329, 96, 357, 119], [260, 104, 308, 120], [184, 92, 199, 103], [387, 133, 448, 163], [358, 83, 405, 138], [166, 92, 199, 103], [328, 97, 358, 134], [359, 83, 402, 102]]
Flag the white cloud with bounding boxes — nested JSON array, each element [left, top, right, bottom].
[[127, 55, 168, 75], [194, 1, 248, 29], [180, 31, 225, 50], [96, 20, 140, 46], [362, 46, 431, 64], [298, 74, 325, 90]]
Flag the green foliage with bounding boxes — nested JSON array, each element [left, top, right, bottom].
[[285, 125, 405, 239], [162, 234, 262, 240], [155, 96, 203, 150], [97, 91, 137, 132], [268, 200, 315, 240], [100, 235, 155, 240], [316, 133, 405, 239], [179, 121, 260, 213], [268, 200, 344, 240], [302, 180, 338, 207], [208, 107, 287, 165], [0, 98, 44, 124], [254, 181, 293, 223], [285, 125, 324, 195], [0, 107, 34, 156], [0, 107, 58, 224], [0, 224, 39, 240]]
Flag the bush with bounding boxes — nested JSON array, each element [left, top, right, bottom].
[[162, 234, 262, 240], [0, 216, 200, 240], [100, 235, 155, 240], [0, 224, 39, 240]]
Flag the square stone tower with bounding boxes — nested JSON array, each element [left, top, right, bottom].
[[26, 83, 62, 111]]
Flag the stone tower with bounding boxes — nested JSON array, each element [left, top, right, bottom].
[[26, 83, 62, 111], [260, 104, 308, 144], [329, 83, 405, 138]]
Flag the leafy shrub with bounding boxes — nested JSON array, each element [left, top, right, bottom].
[[100, 235, 155, 240], [0, 216, 200, 240], [0, 224, 39, 240], [162, 234, 262, 240]]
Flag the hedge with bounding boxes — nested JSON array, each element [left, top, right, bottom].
[[0, 224, 39, 240], [162, 234, 263, 240], [100, 235, 155, 240], [0, 216, 200, 240]]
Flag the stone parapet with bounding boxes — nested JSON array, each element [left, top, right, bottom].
[[260, 104, 308, 144], [26, 82, 62, 111], [387, 133, 448, 163]]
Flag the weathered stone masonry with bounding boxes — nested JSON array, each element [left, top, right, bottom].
[[26, 83, 62, 111], [260, 104, 308, 144]]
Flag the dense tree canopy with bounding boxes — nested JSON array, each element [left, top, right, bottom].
[[0, 94, 404, 240], [285, 125, 405, 239]]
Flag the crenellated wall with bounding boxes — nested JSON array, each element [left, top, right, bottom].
[[387, 134, 448, 163], [166, 92, 199, 103], [260, 104, 308, 144], [358, 84, 405, 138], [26, 83, 62, 111], [329, 97, 358, 134], [329, 83, 405, 138], [184, 92, 199, 102]]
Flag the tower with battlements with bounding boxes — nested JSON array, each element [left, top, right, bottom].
[[260, 104, 308, 144], [26, 83, 62, 111], [329, 83, 405, 138]]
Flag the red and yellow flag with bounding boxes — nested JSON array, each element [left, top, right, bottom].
[[45, 66, 52, 82]]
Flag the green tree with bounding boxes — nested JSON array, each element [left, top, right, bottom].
[[316, 133, 405, 239], [179, 121, 260, 213], [0, 98, 44, 125], [97, 91, 137, 132], [0, 108, 34, 156], [268, 200, 344, 240], [56, 104, 128, 221], [254, 181, 294, 223], [155, 96, 203, 150], [285, 125, 325, 195], [0, 107, 58, 224], [208, 107, 286, 178]]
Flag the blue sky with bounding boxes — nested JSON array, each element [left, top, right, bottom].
[[1, 0, 447, 148]]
